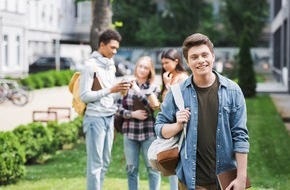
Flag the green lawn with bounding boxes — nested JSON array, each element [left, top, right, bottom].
[[1, 94, 290, 190], [246, 95, 290, 189]]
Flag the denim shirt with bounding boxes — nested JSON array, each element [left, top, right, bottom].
[[154, 71, 249, 190]]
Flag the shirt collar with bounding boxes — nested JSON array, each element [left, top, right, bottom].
[[136, 80, 150, 89], [183, 70, 227, 90]]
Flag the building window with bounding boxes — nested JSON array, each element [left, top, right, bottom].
[[50, 5, 53, 24], [3, 35, 9, 67], [16, 36, 20, 66], [274, 0, 282, 17]]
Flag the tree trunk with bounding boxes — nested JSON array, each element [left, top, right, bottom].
[[90, 0, 112, 51]]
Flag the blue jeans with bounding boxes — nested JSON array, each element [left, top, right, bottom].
[[169, 175, 178, 190], [83, 115, 114, 190], [123, 135, 161, 190]]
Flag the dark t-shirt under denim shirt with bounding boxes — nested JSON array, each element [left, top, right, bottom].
[[194, 74, 219, 185]]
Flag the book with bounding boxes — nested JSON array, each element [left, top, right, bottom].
[[133, 98, 147, 111], [92, 73, 102, 91], [217, 169, 251, 190]]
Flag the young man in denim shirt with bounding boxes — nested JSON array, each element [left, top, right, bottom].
[[80, 29, 130, 190], [155, 33, 249, 190]]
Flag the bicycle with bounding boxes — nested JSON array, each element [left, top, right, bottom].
[[0, 79, 31, 106]]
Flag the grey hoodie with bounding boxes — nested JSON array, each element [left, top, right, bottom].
[[80, 51, 118, 117]]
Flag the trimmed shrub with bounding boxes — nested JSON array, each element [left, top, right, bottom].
[[47, 122, 78, 150], [50, 71, 67, 86], [20, 77, 35, 90], [0, 132, 25, 185], [20, 70, 74, 90], [30, 74, 44, 89], [38, 73, 55, 88], [61, 70, 74, 84], [13, 123, 53, 164], [71, 116, 84, 138]]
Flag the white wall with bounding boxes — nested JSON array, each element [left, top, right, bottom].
[[0, 0, 27, 77], [59, 0, 76, 33], [60, 44, 91, 64], [0, 0, 86, 77]]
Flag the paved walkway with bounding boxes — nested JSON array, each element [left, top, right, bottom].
[[270, 93, 290, 133], [0, 79, 289, 132], [0, 86, 78, 131], [0, 75, 135, 131]]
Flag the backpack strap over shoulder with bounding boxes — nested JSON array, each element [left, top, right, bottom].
[[171, 84, 184, 110], [170, 83, 187, 158]]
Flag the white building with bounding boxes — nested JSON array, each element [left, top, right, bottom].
[[0, 0, 89, 78], [271, 0, 290, 92], [0, 0, 27, 77]]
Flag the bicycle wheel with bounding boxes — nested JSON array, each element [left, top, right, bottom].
[[10, 90, 29, 106], [20, 86, 34, 102]]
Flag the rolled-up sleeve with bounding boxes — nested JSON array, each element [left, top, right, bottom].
[[154, 91, 177, 138], [231, 88, 250, 153]]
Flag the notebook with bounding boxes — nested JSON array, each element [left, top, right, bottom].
[[217, 169, 251, 190], [92, 73, 102, 91]]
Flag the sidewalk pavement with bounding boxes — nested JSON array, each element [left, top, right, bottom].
[[0, 75, 137, 132], [270, 93, 290, 132], [0, 86, 78, 131], [0, 78, 289, 132], [257, 81, 290, 133]]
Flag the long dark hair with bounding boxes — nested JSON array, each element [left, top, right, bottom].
[[160, 48, 186, 97]]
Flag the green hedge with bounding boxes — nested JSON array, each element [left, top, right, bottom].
[[0, 70, 83, 185], [71, 116, 85, 139], [47, 121, 79, 150], [13, 123, 53, 164], [20, 70, 74, 90], [0, 132, 25, 185]]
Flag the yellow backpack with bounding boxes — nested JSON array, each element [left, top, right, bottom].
[[68, 72, 86, 116], [68, 65, 99, 116]]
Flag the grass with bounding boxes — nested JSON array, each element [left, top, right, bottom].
[[1, 94, 290, 190], [0, 135, 170, 190], [246, 94, 290, 189]]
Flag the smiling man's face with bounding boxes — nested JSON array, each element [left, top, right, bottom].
[[186, 44, 215, 77]]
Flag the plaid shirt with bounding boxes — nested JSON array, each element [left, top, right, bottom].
[[116, 80, 160, 141]]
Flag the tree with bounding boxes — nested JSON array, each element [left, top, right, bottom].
[[135, 15, 168, 47], [112, 0, 157, 46], [90, 0, 112, 51], [160, 0, 205, 45], [223, 0, 269, 97], [238, 32, 257, 97], [112, 0, 221, 47], [224, 0, 268, 46]]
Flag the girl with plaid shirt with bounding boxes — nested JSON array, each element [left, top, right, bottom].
[[115, 56, 161, 190]]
